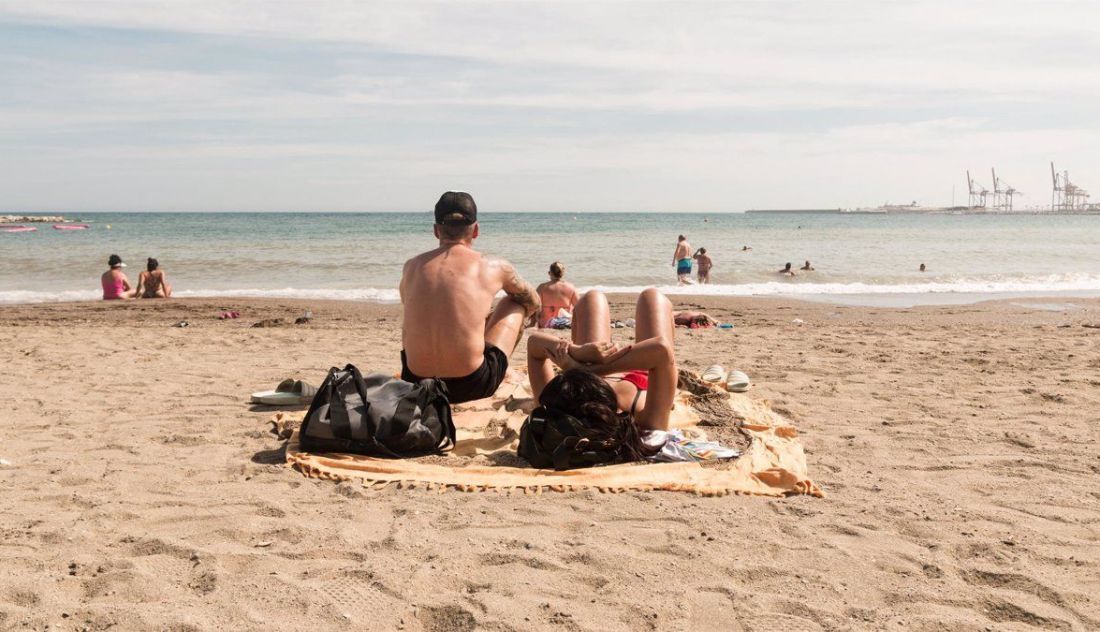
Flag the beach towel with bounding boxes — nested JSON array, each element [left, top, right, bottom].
[[275, 371, 822, 498]]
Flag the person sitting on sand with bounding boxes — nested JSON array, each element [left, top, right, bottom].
[[101, 254, 136, 300], [800, 260, 814, 271], [673, 235, 694, 284], [136, 258, 172, 299], [778, 262, 796, 277], [400, 192, 540, 404], [526, 289, 677, 442], [536, 261, 580, 328], [693, 248, 713, 284], [673, 311, 718, 328]]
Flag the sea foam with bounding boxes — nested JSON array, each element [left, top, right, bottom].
[[4, 273, 1100, 305]]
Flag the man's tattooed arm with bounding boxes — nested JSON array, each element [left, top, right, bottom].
[[490, 257, 541, 321]]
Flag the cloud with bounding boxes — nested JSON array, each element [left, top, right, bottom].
[[0, 1, 1098, 210]]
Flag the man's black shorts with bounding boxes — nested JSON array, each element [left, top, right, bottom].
[[400, 344, 508, 404]]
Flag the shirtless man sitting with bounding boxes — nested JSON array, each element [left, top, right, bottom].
[[399, 192, 541, 404]]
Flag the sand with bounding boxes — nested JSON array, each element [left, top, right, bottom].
[[1, 295, 1098, 631]]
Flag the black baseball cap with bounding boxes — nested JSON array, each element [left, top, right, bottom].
[[108, 254, 125, 268], [434, 191, 477, 225]]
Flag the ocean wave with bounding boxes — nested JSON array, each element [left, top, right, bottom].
[[4, 274, 1100, 304], [587, 273, 1100, 296]]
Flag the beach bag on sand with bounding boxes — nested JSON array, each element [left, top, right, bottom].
[[517, 406, 627, 470], [299, 364, 455, 458]]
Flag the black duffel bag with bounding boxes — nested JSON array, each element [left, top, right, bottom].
[[299, 364, 455, 458]]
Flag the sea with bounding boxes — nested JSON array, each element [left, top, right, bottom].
[[2, 212, 1099, 307]]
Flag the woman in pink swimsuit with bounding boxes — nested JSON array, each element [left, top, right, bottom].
[[535, 261, 580, 328], [101, 254, 136, 300]]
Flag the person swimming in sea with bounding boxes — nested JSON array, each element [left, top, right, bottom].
[[673, 235, 694, 284], [778, 262, 796, 277], [101, 254, 136, 300], [536, 261, 579, 328], [137, 258, 172, 299], [800, 260, 814, 271], [693, 248, 713, 284], [919, 263, 926, 272]]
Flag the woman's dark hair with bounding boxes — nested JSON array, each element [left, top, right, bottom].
[[549, 261, 565, 280], [147, 258, 159, 272], [538, 368, 654, 462]]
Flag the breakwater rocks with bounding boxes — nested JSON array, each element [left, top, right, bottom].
[[0, 215, 67, 223]]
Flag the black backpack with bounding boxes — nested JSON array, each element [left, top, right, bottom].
[[517, 406, 628, 470], [299, 364, 456, 458]]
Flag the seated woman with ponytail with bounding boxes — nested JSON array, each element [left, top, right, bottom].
[[520, 289, 678, 468], [535, 261, 579, 328]]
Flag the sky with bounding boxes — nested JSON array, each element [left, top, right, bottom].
[[1, 1, 1099, 212]]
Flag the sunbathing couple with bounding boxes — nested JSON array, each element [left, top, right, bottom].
[[400, 192, 677, 453], [101, 254, 172, 300]]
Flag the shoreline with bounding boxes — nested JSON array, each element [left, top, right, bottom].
[[4, 287, 1100, 309]]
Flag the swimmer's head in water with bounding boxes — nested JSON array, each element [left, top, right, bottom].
[[147, 258, 159, 272], [549, 261, 565, 280], [784, 262, 792, 271], [108, 254, 125, 268]]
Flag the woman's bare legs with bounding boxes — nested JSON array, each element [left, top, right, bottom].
[[529, 290, 613, 399], [571, 290, 612, 345], [632, 288, 676, 431]]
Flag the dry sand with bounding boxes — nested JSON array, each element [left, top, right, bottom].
[[1, 295, 1098, 631]]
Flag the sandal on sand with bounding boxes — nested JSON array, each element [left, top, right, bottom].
[[251, 379, 317, 406], [725, 370, 751, 393], [701, 365, 726, 384]]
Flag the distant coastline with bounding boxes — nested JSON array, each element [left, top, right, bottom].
[[0, 214, 67, 223]]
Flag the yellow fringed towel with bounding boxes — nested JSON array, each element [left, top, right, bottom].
[[277, 377, 822, 498]]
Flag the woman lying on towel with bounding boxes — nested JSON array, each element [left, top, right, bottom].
[[526, 289, 678, 453]]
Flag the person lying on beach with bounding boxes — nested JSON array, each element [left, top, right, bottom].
[[536, 261, 579, 328], [526, 289, 677, 436], [778, 262, 796, 277], [101, 254, 136, 300], [673, 235, 694, 284], [693, 248, 713, 284], [673, 311, 718, 328], [800, 260, 814, 271], [136, 258, 172, 299], [400, 192, 540, 404]]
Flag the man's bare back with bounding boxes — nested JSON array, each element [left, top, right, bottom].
[[402, 245, 517, 376], [399, 192, 539, 403]]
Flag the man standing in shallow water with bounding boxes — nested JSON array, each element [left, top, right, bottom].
[[399, 192, 541, 404], [673, 235, 694, 284]]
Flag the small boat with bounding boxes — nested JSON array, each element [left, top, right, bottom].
[[1, 225, 37, 233], [53, 223, 89, 230]]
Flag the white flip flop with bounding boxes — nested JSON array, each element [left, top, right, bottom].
[[725, 370, 751, 393], [701, 364, 726, 384], [251, 379, 317, 406]]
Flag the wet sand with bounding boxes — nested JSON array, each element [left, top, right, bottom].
[[1, 295, 1098, 630]]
